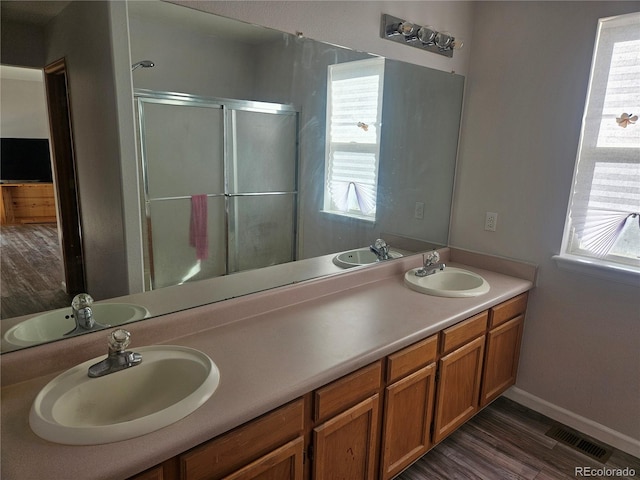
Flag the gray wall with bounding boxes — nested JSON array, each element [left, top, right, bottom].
[[44, 1, 129, 300], [450, 1, 640, 448], [0, 75, 49, 138], [0, 20, 45, 68], [128, 13, 257, 99], [169, 1, 475, 77], [378, 60, 463, 246]]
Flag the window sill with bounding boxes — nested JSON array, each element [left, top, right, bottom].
[[320, 210, 376, 224], [552, 254, 640, 287]]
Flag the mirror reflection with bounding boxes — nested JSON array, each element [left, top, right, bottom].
[[0, 0, 464, 353], [135, 92, 299, 289], [128, 0, 463, 288]]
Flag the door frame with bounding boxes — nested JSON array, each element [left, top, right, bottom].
[[43, 58, 86, 295]]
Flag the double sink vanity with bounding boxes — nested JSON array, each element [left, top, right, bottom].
[[1, 247, 536, 480]]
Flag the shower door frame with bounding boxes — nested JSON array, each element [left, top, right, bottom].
[[134, 89, 299, 290]]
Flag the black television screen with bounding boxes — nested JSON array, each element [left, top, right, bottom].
[[1, 138, 53, 183]]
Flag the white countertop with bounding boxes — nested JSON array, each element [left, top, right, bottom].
[[0, 250, 534, 480]]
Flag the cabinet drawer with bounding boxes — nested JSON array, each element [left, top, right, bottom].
[[386, 335, 438, 383], [489, 292, 528, 328], [129, 465, 164, 480], [314, 361, 382, 422], [440, 311, 488, 355], [181, 398, 304, 480], [223, 437, 304, 480]]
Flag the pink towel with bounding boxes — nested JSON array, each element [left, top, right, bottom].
[[189, 194, 208, 260]]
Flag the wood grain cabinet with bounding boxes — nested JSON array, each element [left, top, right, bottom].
[[432, 312, 488, 444], [0, 183, 56, 225], [129, 465, 166, 480], [223, 437, 304, 480], [311, 361, 382, 480], [480, 293, 528, 407], [379, 335, 437, 480], [180, 398, 305, 480], [126, 293, 529, 480]]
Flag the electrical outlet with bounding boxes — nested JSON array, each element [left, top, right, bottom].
[[415, 202, 425, 219], [485, 212, 498, 231]]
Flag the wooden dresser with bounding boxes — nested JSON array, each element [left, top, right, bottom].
[[0, 183, 56, 225]]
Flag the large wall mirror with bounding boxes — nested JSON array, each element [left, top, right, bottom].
[[0, 0, 464, 353]]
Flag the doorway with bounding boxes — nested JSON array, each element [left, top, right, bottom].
[[0, 60, 85, 318]]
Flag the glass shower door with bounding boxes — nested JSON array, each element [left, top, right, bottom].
[[226, 109, 298, 272], [139, 100, 226, 289], [136, 90, 299, 290]]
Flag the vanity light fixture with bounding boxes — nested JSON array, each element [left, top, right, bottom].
[[381, 14, 462, 58]]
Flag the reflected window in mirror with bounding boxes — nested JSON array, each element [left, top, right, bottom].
[[324, 58, 385, 221]]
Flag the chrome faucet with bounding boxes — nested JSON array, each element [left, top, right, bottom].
[[88, 329, 142, 378], [415, 251, 446, 277], [64, 293, 110, 336], [370, 238, 391, 260]]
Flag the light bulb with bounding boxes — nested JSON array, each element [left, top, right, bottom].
[[398, 22, 417, 38], [417, 26, 436, 44], [435, 32, 453, 50]]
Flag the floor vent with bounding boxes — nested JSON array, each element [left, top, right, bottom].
[[545, 425, 613, 463]]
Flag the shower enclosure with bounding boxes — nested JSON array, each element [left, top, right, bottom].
[[135, 90, 298, 290]]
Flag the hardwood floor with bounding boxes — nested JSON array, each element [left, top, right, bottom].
[[1, 223, 71, 319], [399, 397, 640, 480]]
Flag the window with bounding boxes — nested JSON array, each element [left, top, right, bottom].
[[558, 12, 640, 279], [323, 57, 385, 221]]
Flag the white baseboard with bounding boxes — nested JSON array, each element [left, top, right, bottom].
[[503, 387, 640, 458]]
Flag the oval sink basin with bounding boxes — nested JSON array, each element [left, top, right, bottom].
[[404, 267, 490, 297], [29, 345, 220, 445], [333, 248, 403, 268], [4, 303, 150, 347]]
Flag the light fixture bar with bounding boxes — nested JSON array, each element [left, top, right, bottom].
[[380, 14, 459, 58]]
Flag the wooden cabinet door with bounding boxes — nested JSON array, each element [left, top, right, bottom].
[[480, 315, 524, 407], [432, 335, 485, 444], [312, 394, 379, 480], [223, 437, 304, 480], [380, 363, 436, 480]]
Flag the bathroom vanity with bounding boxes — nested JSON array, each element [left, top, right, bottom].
[[0, 248, 535, 480]]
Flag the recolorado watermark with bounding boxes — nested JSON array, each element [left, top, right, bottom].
[[575, 466, 636, 477]]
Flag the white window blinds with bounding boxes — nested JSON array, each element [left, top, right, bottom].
[[324, 58, 385, 220], [561, 12, 640, 271]]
